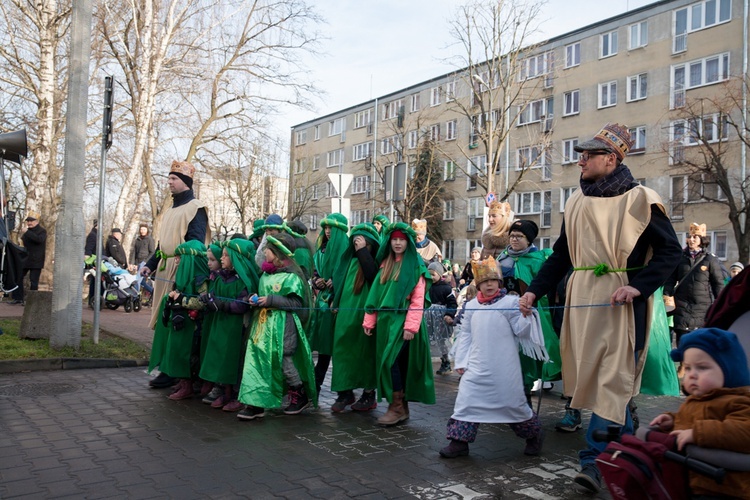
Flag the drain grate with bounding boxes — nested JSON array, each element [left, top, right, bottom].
[[0, 383, 82, 397]]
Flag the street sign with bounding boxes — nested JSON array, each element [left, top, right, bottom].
[[331, 198, 351, 221], [328, 173, 353, 196], [485, 191, 496, 207]]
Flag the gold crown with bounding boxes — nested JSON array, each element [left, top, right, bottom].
[[411, 218, 427, 235], [25, 210, 40, 221], [170, 160, 195, 179], [488, 200, 512, 217], [689, 222, 707, 237], [472, 257, 502, 285]]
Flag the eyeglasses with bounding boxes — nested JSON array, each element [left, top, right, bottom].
[[508, 234, 526, 240], [579, 151, 611, 162]]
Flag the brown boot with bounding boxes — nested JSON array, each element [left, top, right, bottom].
[[377, 390, 408, 426]]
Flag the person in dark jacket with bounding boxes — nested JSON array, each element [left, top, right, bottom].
[[663, 222, 725, 342], [84, 219, 98, 257], [104, 228, 128, 268], [426, 261, 458, 375], [10, 211, 47, 304], [130, 224, 155, 264]]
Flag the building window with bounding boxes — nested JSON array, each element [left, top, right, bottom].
[[446, 80, 457, 101], [442, 240, 455, 261], [381, 135, 401, 155], [563, 90, 579, 116], [628, 126, 646, 153], [709, 231, 728, 260], [674, 0, 732, 45], [539, 237, 552, 250], [325, 181, 335, 198], [443, 200, 454, 220], [295, 129, 307, 145], [308, 214, 318, 230], [446, 120, 457, 141], [314, 125, 320, 141], [444, 160, 456, 181], [627, 73, 648, 102], [519, 51, 554, 81], [430, 86, 442, 106], [353, 142, 373, 161], [408, 130, 418, 149], [350, 209, 371, 226], [516, 145, 549, 171], [598, 80, 617, 108], [629, 21, 648, 49], [312, 155, 320, 171], [600, 30, 618, 58], [382, 99, 403, 120], [467, 197, 483, 231], [311, 184, 319, 201], [518, 97, 552, 125], [565, 42, 580, 68], [430, 124, 441, 142], [562, 138, 579, 164], [294, 158, 305, 174], [328, 117, 345, 136], [327, 149, 343, 168], [351, 175, 370, 194], [560, 186, 578, 212], [467, 156, 485, 190], [516, 191, 544, 215], [672, 114, 728, 147], [671, 174, 727, 205], [354, 109, 373, 129], [410, 93, 421, 112]]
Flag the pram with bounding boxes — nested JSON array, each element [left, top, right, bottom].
[[85, 257, 141, 312]]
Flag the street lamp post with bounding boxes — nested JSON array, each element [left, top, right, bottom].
[[473, 74, 495, 230]]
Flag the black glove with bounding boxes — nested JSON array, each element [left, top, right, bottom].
[[198, 293, 210, 304], [162, 298, 174, 327], [205, 294, 220, 313], [171, 312, 185, 331]]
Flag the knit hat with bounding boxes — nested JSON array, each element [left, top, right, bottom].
[[411, 218, 427, 236], [574, 123, 633, 162], [111, 228, 122, 234], [670, 327, 750, 389], [169, 160, 195, 189], [509, 219, 539, 242], [689, 222, 707, 237], [428, 261, 444, 275], [471, 246, 483, 255], [472, 257, 502, 285], [730, 262, 744, 272], [263, 213, 284, 231]]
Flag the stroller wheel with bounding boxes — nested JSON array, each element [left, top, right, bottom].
[[124, 299, 133, 313], [133, 299, 141, 312], [106, 302, 119, 310]]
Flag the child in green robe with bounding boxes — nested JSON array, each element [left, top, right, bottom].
[[363, 222, 436, 427], [238, 233, 317, 420]]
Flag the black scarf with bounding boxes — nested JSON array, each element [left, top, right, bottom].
[[579, 163, 639, 198]]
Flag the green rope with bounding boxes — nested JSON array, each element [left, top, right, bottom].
[[573, 263, 645, 277], [156, 249, 173, 271]]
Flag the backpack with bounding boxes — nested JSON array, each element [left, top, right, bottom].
[[596, 434, 689, 500]]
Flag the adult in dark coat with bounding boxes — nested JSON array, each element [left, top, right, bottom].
[[104, 228, 128, 268], [663, 222, 724, 341], [10, 211, 47, 304], [130, 224, 155, 264], [84, 219, 98, 257]]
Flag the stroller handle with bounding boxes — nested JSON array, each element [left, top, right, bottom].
[[663, 450, 726, 483]]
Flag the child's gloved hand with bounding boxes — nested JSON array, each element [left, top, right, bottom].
[[171, 312, 185, 331]]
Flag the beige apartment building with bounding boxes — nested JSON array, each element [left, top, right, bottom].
[[290, 0, 747, 265]]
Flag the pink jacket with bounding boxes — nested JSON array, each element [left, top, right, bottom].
[[363, 276, 426, 333]]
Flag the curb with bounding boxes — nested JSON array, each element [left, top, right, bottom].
[[0, 358, 149, 374]]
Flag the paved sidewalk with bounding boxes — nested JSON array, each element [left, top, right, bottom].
[[0, 359, 682, 499]]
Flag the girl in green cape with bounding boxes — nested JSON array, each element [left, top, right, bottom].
[[309, 213, 349, 394], [199, 243, 223, 405], [153, 240, 209, 401], [329, 223, 381, 412], [238, 233, 317, 420], [372, 214, 389, 239], [363, 222, 436, 426], [198, 239, 257, 412]]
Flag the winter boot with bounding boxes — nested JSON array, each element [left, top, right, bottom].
[[436, 355, 452, 375], [284, 385, 310, 415], [351, 390, 377, 411], [439, 439, 469, 458], [377, 390, 408, 426], [168, 379, 193, 400], [331, 390, 355, 413]]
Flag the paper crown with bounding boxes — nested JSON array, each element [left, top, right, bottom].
[[575, 123, 633, 162], [488, 200, 512, 217], [411, 218, 427, 235], [472, 257, 502, 285], [169, 160, 195, 179], [25, 210, 40, 221], [689, 222, 707, 237]]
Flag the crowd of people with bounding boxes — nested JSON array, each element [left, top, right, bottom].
[[132, 125, 747, 497]]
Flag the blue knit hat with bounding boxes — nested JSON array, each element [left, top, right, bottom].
[[671, 328, 750, 388]]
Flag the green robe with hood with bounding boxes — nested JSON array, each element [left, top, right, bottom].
[[364, 222, 436, 405]]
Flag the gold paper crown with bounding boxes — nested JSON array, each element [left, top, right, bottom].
[[488, 200, 512, 217], [411, 218, 427, 235], [689, 222, 707, 237], [170, 160, 195, 179], [472, 257, 502, 285], [25, 210, 40, 221]]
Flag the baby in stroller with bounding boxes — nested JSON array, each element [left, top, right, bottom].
[[97, 257, 141, 312]]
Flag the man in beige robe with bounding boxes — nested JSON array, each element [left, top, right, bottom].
[[412, 218, 442, 265], [519, 124, 681, 494], [142, 161, 210, 388]]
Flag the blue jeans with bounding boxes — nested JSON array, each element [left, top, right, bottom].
[[579, 406, 634, 466]]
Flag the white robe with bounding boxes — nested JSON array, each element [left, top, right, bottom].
[[451, 294, 536, 424]]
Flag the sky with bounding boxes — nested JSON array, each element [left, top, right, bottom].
[[274, 0, 658, 135]]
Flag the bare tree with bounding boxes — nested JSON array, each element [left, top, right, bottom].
[[444, 0, 548, 202], [664, 78, 750, 262]]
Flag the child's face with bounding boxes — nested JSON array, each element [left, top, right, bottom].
[[390, 237, 407, 255], [373, 220, 382, 232], [429, 270, 441, 283], [207, 252, 220, 272], [220, 249, 233, 270], [324, 226, 332, 239], [478, 279, 500, 297], [681, 348, 725, 397], [264, 246, 275, 263], [174, 256, 181, 266]]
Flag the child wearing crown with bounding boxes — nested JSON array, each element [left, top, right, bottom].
[[439, 257, 548, 458]]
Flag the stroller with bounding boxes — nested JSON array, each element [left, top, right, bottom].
[[86, 257, 141, 312], [595, 270, 750, 499]]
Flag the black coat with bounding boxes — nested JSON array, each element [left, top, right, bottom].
[[104, 235, 128, 268], [664, 248, 725, 331], [429, 280, 457, 318], [84, 228, 97, 256], [130, 234, 155, 264], [21, 224, 47, 269]]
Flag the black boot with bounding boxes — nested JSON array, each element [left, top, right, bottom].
[[436, 355, 452, 375], [284, 385, 310, 415]]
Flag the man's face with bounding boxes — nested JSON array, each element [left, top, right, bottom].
[[416, 233, 426, 243], [139, 227, 148, 237], [113, 231, 122, 241], [26, 219, 39, 229], [168, 174, 189, 194], [578, 151, 616, 182]]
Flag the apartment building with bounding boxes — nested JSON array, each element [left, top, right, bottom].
[[290, 0, 746, 265]]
